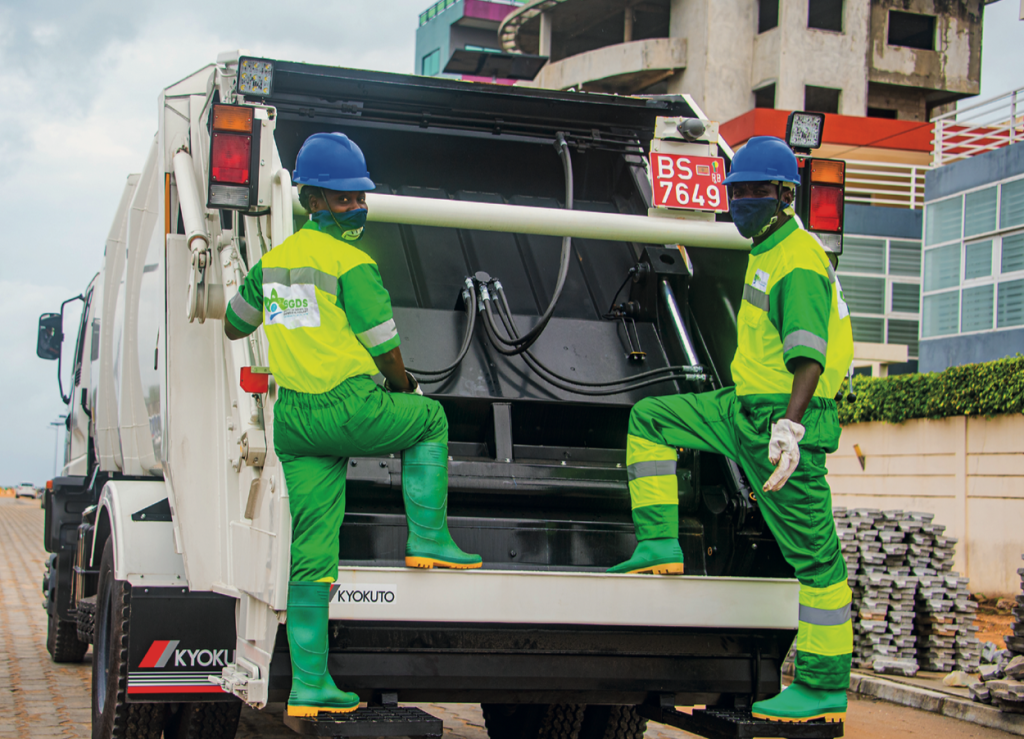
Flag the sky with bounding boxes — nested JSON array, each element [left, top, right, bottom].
[[1, 0, 1022, 486]]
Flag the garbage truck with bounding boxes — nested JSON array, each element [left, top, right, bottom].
[[37, 52, 846, 739]]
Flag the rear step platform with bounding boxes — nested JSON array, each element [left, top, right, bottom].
[[638, 704, 844, 739], [283, 705, 443, 737]]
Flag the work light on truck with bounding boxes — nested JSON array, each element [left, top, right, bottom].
[[207, 104, 258, 210]]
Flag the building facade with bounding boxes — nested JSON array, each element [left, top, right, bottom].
[[919, 141, 1024, 372], [497, 0, 985, 125], [416, 0, 526, 81]]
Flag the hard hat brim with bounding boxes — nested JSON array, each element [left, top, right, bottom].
[[722, 171, 801, 186], [292, 175, 377, 192]]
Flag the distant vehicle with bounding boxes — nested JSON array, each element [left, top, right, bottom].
[[15, 483, 37, 499]]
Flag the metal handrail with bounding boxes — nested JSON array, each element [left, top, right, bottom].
[[933, 85, 1023, 166], [843, 159, 930, 210]]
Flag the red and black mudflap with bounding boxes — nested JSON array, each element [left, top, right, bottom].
[[128, 587, 237, 702]]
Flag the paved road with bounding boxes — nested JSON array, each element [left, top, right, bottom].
[[0, 497, 1012, 739]]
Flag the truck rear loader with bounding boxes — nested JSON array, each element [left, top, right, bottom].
[[37, 52, 843, 739]]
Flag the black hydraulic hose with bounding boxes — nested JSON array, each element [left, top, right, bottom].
[[406, 281, 478, 380], [485, 132, 574, 353]]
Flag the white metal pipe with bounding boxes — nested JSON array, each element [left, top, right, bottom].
[[172, 149, 210, 253], [292, 190, 751, 251]]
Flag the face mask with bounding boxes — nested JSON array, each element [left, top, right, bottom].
[[729, 197, 780, 239], [312, 207, 367, 241]]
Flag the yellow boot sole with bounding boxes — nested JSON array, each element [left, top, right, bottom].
[[405, 556, 483, 570], [626, 562, 684, 575], [751, 711, 845, 723], [287, 704, 359, 717]]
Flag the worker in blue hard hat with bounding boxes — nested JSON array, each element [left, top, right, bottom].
[[224, 131, 481, 718], [610, 136, 854, 723]]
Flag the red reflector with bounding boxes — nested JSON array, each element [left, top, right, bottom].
[[809, 185, 843, 232], [240, 367, 269, 394], [211, 133, 252, 185]]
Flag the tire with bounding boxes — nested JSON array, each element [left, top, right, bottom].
[[47, 611, 89, 663], [91, 538, 166, 739], [163, 702, 242, 739], [78, 594, 97, 645], [482, 704, 585, 739], [578, 707, 647, 739]]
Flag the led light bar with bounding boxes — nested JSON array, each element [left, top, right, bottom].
[[238, 58, 273, 97]]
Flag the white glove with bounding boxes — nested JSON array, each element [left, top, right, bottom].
[[762, 419, 805, 493], [385, 371, 423, 395]]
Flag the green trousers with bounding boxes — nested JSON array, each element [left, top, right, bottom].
[[274, 375, 448, 583], [627, 388, 852, 690]]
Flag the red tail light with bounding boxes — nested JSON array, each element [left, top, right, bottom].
[[211, 134, 252, 185], [240, 367, 269, 394], [208, 104, 256, 209], [809, 185, 843, 232]]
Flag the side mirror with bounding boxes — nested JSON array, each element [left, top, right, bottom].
[[37, 313, 63, 361]]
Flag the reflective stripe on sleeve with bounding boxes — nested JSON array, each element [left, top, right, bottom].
[[826, 264, 837, 284], [627, 460, 677, 481], [229, 292, 262, 327], [262, 266, 338, 297], [742, 284, 769, 311], [355, 318, 398, 350], [783, 330, 827, 356], [799, 602, 852, 626]]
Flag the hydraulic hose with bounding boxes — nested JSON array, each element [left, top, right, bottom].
[[484, 132, 574, 354], [406, 280, 478, 382]]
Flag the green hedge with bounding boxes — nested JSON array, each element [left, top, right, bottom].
[[837, 355, 1024, 425]]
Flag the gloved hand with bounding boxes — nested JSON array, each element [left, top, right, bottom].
[[384, 370, 423, 396], [762, 419, 805, 493]]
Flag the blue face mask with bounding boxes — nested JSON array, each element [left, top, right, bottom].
[[312, 207, 367, 241], [729, 197, 780, 239]]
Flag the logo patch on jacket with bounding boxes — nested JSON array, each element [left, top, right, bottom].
[[752, 269, 770, 292], [263, 284, 320, 328]]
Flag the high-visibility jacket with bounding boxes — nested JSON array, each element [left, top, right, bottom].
[[731, 218, 853, 399], [225, 221, 399, 394]]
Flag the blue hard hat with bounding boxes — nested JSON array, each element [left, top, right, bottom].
[[293, 132, 376, 191], [722, 136, 800, 186]]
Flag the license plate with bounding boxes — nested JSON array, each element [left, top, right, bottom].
[[650, 153, 729, 212]]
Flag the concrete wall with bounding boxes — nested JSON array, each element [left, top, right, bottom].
[[529, 37, 687, 93], [919, 328, 1024, 372], [925, 140, 1024, 201], [828, 414, 1024, 595], [845, 203, 923, 239]]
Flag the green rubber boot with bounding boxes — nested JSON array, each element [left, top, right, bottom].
[[751, 682, 847, 723], [402, 443, 482, 569], [286, 582, 360, 717], [608, 504, 684, 574]]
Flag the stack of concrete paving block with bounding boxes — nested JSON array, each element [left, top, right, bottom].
[[1008, 555, 1024, 657], [910, 515, 982, 673], [973, 554, 1024, 711]]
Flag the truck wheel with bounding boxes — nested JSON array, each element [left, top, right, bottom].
[[579, 706, 647, 739], [78, 594, 97, 644], [47, 611, 88, 663], [164, 702, 242, 739], [481, 704, 585, 739], [91, 538, 166, 739]]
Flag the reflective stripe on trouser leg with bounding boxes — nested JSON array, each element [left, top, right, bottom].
[[795, 579, 853, 691], [626, 434, 677, 509]]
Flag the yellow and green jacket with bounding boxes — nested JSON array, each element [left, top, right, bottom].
[[731, 218, 854, 400], [225, 221, 399, 394]]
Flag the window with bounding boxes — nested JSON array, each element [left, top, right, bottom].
[[1001, 179, 1024, 229], [754, 84, 776, 109], [841, 237, 886, 274], [887, 319, 919, 356], [964, 187, 997, 238], [852, 317, 884, 343], [891, 283, 920, 313], [889, 240, 922, 276], [805, 85, 841, 115], [808, 0, 843, 32], [421, 49, 441, 77], [1003, 233, 1024, 274], [964, 241, 993, 280], [922, 292, 959, 337], [923, 244, 960, 292], [961, 285, 994, 333], [888, 11, 936, 51], [925, 195, 962, 246], [842, 275, 886, 314], [759, 0, 779, 32], [997, 279, 1024, 328], [867, 107, 898, 120]]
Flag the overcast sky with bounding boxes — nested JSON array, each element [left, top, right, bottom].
[[1, 0, 1022, 486]]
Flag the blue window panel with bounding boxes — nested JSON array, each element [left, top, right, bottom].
[[964, 186, 997, 238], [922, 291, 959, 337], [842, 275, 886, 314], [839, 237, 885, 274], [1000, 179, 1024, 230], [964, 240, 992, 280], [887, 319, 919, 357], [851, 316, 884, 343], [1001, 233, 1024, 274], [888, 240, 922, 277], [923, 244, 960, 291], [891, 282, 920, 313], [961, 284, 994, 333], [422, 49, 441, 76], [925, 195, 962, 246], [997, 279, 1024, 328]]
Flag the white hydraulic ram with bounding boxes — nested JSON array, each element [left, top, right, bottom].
[[292, 190, 752, 251]]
